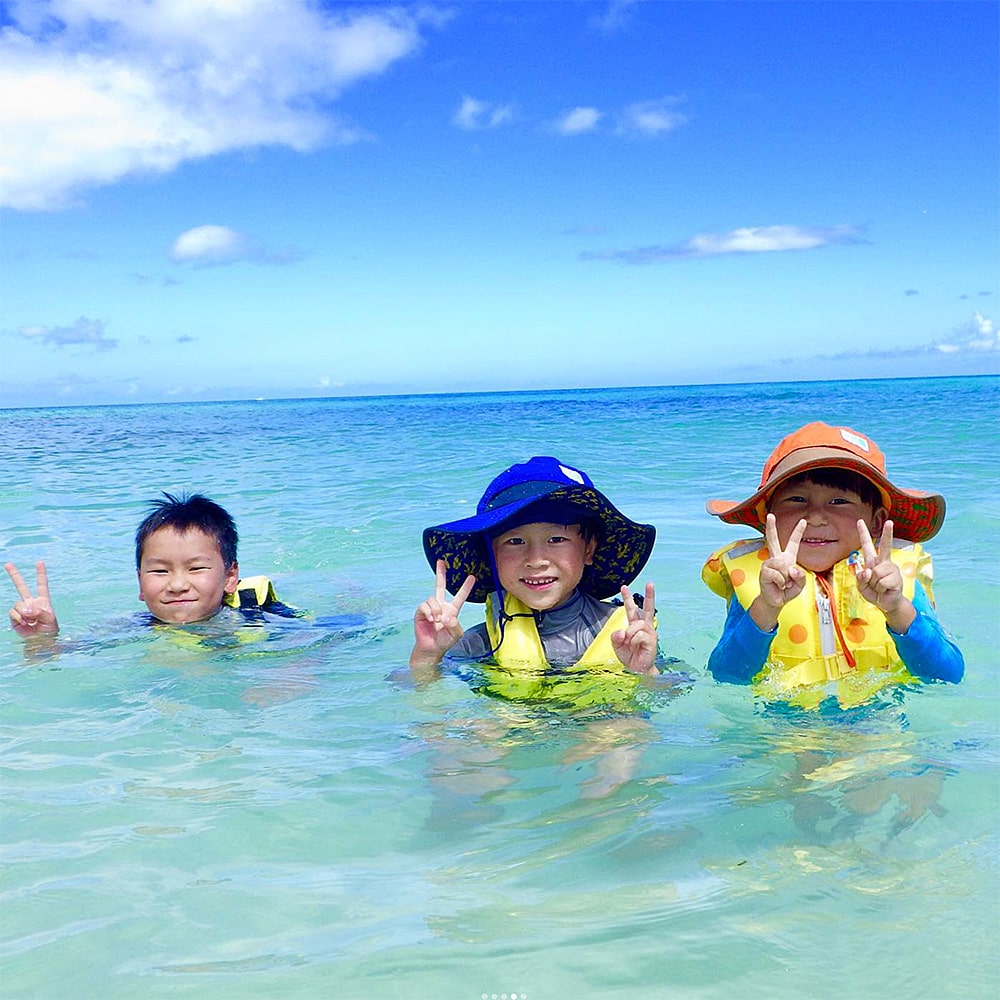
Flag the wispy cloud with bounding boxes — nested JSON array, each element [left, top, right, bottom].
[[582, 224, 866, 264], [13, 316, 117, 351], [824, 312, 998, 362], [169, 225, 298, 267], [934, 311, 998, 355], [0, 1, 436, 210], [617, 97, 687, 137], [589, 0, 644, 35], [552, 106, 603, 135], [452, 96, 515, 130]]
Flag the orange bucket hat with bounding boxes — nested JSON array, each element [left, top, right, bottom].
[[706, 422, 946, 541]]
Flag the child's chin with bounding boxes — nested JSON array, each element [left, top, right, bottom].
[[798, 556, 839, 574], [153, 606, 210, 624]]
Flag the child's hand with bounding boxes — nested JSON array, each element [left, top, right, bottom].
[[750, 514, 807, 631], [852, 519, 916, 632], [612, 582, 659, 675], [5, 561, 59, 638], [410, 559, 476, 668]]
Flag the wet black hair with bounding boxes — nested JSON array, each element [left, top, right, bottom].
[[134, 493, 238, 569], [781, 469, 884, 512]]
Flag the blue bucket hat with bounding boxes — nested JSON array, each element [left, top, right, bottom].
[[422, 456, 656, 604]]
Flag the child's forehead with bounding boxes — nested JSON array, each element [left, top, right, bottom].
[[773, 475, 866, 498], [142, 525, 222, 553], [492, 520, 584, 537]]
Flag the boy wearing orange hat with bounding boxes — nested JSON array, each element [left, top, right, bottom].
[[702, 422, 964, 709]]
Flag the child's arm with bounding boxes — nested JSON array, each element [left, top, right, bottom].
[[853, 520, 964, 682], [611, 582, 659, 675], [5, 561, 59, 638], [748, 514, 807, 632], [410, 559, 476, 674], [706, 596, 775, 683]]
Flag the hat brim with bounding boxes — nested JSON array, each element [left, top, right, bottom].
[[706, 448, 945, 542], [423, 485, 655, 603]]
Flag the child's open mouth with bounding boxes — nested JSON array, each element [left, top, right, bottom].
[[521, 576, 556, 588]]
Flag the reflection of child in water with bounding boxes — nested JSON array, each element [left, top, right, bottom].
[[729, 719, 951, 846], [786, 747, 948, 842], [419, 712, 661, 833]]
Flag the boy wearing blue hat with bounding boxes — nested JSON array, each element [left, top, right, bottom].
[[409, 457, 660, 685]]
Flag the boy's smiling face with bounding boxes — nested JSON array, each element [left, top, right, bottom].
[[491, 521, 596, 612], [137, 526, 239, 623], [768, 477, 884, 573]]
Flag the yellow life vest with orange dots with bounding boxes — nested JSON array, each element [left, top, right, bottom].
[[702, 539, 933, 710], [478, 593, 641, 710]]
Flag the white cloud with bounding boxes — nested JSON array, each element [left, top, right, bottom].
[[582, 224, 865, 264], [617, 97, 687, 136], [169, 224, 299, 265], [0, 0, 433, 210], [553, 107, 602, 135], [452, 95, 514, 131], [170, 224, 247, 264]]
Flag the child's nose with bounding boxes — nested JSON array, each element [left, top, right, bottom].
[[804, 502, 828, 523]]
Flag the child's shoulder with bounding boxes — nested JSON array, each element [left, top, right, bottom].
[[702, 537, 765, 597]]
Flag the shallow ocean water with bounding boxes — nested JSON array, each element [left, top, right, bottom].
[[1, 376, 998, 999]]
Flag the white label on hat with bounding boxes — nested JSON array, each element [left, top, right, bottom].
[[840, 429, 870, 452], [559, 464, 586, 484]]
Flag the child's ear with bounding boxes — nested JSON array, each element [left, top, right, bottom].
[[870, 507, 887, 536], [583, 536, 597, 566], [136, 571, 145, 602], [224, 562, 240, 594]]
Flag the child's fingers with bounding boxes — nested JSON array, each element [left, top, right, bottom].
[[34, 561, 51, 603], [642, 581, 656, 624], [879, 519, 894, 561], [452, 573, 476, 610], [4, 562, 32, 601], [434, 559, 449, 601], [783, 518, 807, 563], [620, 585, 638, 622], [764, 514, 780, 557], [856, 519, 878, 564]]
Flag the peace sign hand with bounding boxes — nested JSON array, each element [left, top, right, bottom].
[[410, 559, 476, 668], [760, 514, 807, 608], [853, 519, 909, 621], [612, 581, 659, 675], [5, 561, 59, 638]]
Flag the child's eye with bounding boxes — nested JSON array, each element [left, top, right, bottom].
[[548, 535, 569, 543], [503, 537, 525, 546], [829, 498, 854, 506]]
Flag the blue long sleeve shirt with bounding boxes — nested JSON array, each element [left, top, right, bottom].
[[708, 580, 964, 685]]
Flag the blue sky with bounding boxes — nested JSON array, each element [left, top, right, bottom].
[[1, 0, 997, 408]]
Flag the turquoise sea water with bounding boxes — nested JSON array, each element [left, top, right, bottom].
[[2, 376, 998, 1000]]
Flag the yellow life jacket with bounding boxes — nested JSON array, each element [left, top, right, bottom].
[[224, 575, 284, 614], [702, 539, 932, 710], [476, 592, 642, 710]]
